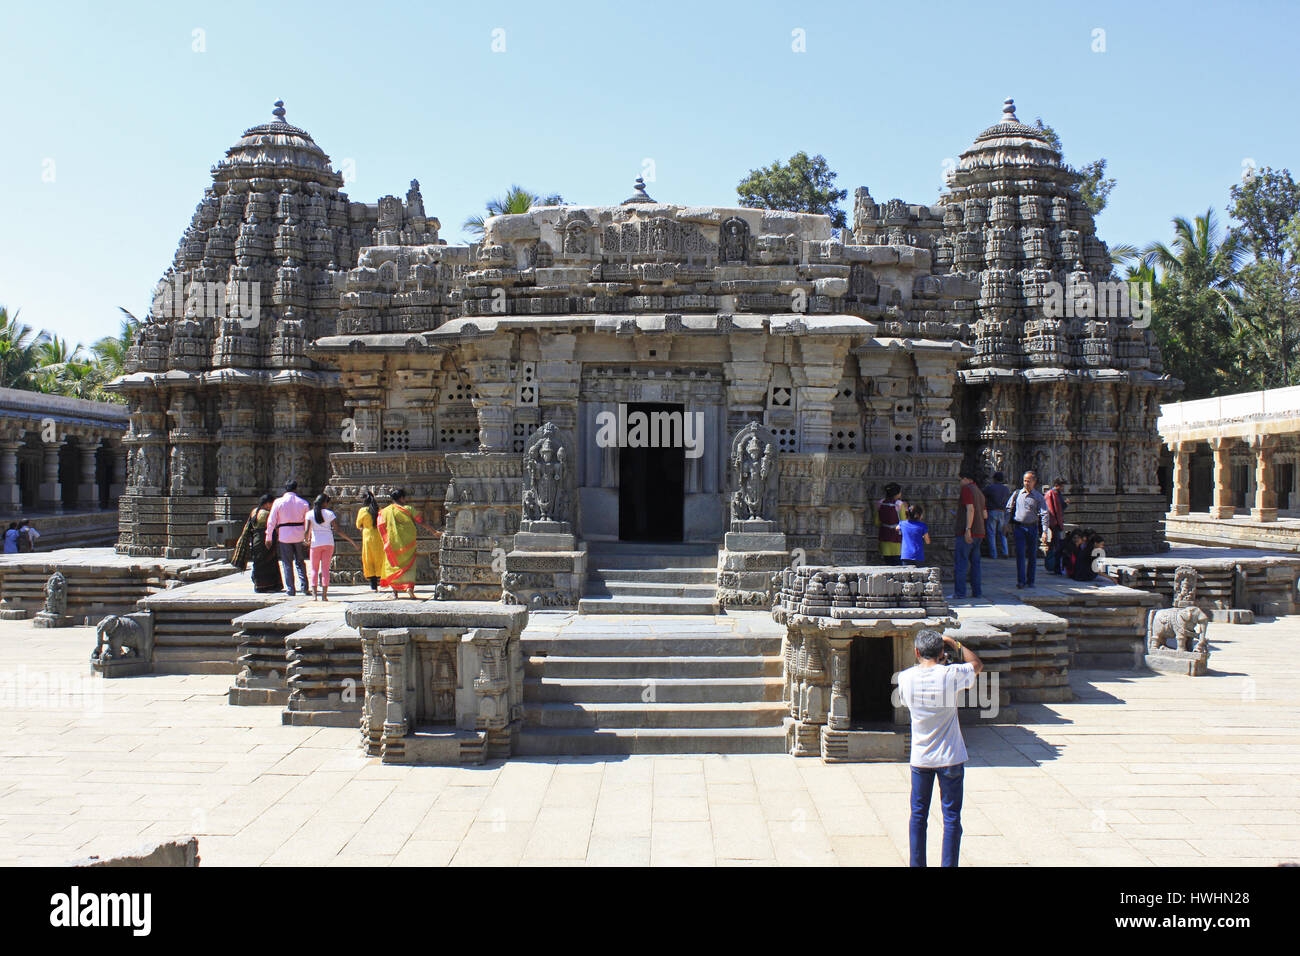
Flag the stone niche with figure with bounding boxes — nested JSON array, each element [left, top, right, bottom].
[[773, 564, 956, 761], [718, 421, 790, 608], [502, 422, 588, 608], [347, 600, 528, 764]]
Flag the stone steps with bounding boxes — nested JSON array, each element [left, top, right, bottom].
[[525, 654, 781, 678], [577, 594, 719, 614], [581, 543, 720, 614], [519, 612, 788, 754], [584, 580, 717, 599], [516, 726, 787, 756], [523, 700, 788, 729], [590, 567, 717, 584], [522, 632, 780, 657], [525, 675, 784, 703]]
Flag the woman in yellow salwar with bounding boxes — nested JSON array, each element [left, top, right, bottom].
[[355, 490, 385, 592], [377, 488, 435, 599]]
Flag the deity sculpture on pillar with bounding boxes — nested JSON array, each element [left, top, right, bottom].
[[728, 421, 779, 528], [521, 422, 573, 532]]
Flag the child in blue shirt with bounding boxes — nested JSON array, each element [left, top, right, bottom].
[[899, 505, 930, 566]]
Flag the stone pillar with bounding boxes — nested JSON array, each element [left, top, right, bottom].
[[111, 442, 127, 502], [791, 338, 846, 453], [39, 437, 65, 514], [0, 437, 22, 515], [78, 435, 102, 510], [380, 630, 408, 743], [1170, 441, 1190, 516], [1209, 436, 1235, 520], [826, 639, 851, 731], [1250, 434, 1278, 523], [465, 341, 515, 453]]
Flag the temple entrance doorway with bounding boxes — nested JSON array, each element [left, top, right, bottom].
[[850, 637, 896, 725], [618, 402, 685, 542]]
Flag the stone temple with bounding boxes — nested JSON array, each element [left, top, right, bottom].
[[112, 98, 1172, 599]]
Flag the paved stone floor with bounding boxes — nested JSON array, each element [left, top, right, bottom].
[[1, 605, 1298, 866]]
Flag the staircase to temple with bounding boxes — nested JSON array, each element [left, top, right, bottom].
[[578, 542, 720, 615], [517, 611, 788, 755]]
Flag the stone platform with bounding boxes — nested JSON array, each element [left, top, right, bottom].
[[963, 553, 1161, 669], [1165, 513, 1300, 553], [0, 548, 209, 623], [1105, 544, 1300, 619]]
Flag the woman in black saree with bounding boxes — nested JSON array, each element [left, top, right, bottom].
[[233, 493, 283, 593]]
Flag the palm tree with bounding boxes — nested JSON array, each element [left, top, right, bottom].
[[1108, 242, 1140, 271], [1141, 210, 1249, 397], [1141, 208, 1245, 310], [32, 335, 88, 396], [91, 309, 140, 383], [462, 186, 566, 239], [0, 306, 48, 390]]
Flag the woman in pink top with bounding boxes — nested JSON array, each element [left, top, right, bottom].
[[303, 494, 358, 601]]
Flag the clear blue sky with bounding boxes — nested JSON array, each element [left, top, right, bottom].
[[1, 0, 1296, 347]]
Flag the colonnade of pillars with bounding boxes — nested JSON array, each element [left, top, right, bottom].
[[0, 425, 126, 516], [1169, 434, 1278, 522]]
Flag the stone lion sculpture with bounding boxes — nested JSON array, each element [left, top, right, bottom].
[[1146, 604, 1209, 654], [92, 615, 151, 663]]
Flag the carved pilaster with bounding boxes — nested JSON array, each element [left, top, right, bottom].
[[1251, 434, 1278, 523], [1209, 436, 1235, 520], [1170, 441, 1190, 516]]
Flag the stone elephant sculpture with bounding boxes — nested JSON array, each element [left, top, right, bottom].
[[92, 615, 153, 663], [1146, 605, 1209, 653]]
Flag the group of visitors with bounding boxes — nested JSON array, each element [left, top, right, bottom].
[[1, 520, 39, 554], [876, 468, 1105, 599], [231, 481, 436, 600], [1061, 527, 1112, 584]]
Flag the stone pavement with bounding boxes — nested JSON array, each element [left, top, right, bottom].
[[1, 610, 1298, 867]]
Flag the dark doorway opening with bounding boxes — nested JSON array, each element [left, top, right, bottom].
[[850, 638, 896, 725], [618, 402, 684, 542], [1279, 463, 1295, 511]]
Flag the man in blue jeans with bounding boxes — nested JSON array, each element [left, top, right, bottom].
[[1005, 470, 1051, 589], [951, 469, 985, 600], [897, 629, 983, 867]]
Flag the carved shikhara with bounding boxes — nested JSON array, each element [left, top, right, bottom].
[[113, 99, 1172, 586]]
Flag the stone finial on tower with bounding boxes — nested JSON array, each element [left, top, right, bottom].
[[1002, 98, 1018, 122], [621, 176, 655, 205], [272, 100, 287, 123]]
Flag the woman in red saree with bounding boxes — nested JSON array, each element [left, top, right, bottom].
[[377, 488, 434, 599]]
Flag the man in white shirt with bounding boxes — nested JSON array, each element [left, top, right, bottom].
[[896, 628, 982, 867]]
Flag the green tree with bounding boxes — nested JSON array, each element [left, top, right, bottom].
[[462, 186, 566, 239], [89, 310, 140, 388], [736, 152, 848, 229], [1227, 168, 1300, 386], [0, 306, 48, 390], [1034, 120, 1115, 216], [1142, 210, 1248, 398]]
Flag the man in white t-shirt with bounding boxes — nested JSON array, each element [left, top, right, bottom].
[[896, 628, 982, 867]]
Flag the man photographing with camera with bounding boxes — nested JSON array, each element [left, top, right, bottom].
[[897, 629, 983, 867]]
